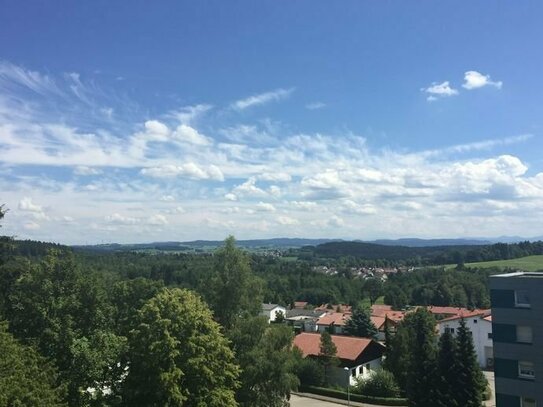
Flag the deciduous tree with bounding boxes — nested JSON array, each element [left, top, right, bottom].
[[121, 288, 239, 407]]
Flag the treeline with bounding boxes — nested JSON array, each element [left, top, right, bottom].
[[383, 267, 493, 309], [307, 240, 543, 266], [0, 236, 300, 407]]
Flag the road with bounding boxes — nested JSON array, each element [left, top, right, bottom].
[[290, 394, 393, 407]]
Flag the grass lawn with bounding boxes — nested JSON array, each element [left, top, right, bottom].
[[445, 255, 543, 272]]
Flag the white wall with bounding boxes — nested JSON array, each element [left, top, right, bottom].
[[331, 358, 383, 387], [261, 306, 286, 323], [437, 316, 493, 368]]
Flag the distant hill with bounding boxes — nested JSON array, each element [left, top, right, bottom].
[[73, 238, 342, 252], [368, 238, 491, 247]]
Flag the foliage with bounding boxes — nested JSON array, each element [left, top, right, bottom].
[[454, 319, 486, 407], [354, 369, 401, 398], [345, 303, 378, 339], [294, 352, 325, 387], [206, 236, 263, 329], [229, 318, 298, 407], [0, 321, 66, 407], [434, 330, 458, 407], [121, 288, 239, 407], [403, 309, 437, 407], [319, 331, 338, 385]]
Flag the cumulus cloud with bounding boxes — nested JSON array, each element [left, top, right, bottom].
[[147, 214, 168, 225], [258, 172, 292, 182], [232, 88, 294, 110], [18, 197, 43, 213], [462, 70, 503, 90], [105, 213, 139, 225], [422, 81, 459, 101], [160, 195, 175, 202], [256, 202, 276, 212], [172, 124, 212, 146]]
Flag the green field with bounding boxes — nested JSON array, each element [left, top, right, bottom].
[[446, 255, 543, 272]]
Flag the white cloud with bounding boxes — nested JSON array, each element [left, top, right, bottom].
[[232, 88, 294, 110], [18, 197, 43, 213], [231, 177, 267, 198], [462, 70, 503, 90], [172, 124, 212, 146], [105, 213, 139, 225], [277, 216, 299, 225], [291, 201, 318, 210], [258, 172, 292, 182], [224, 193, 238, 201], [256, 202, 276, 212], [147, 214, 168, 226], [422, 81, 459, 101], [141, 163, 224, 181], [341, 200, 377, 215], [160, 195, 175, 202]]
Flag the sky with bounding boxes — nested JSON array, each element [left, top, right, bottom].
[[1, 1, 543, 244]]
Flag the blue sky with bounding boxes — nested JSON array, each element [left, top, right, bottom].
[[1, 1, 543, 243]]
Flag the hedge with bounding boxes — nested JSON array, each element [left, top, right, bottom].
[[298, 385, 408, 406]]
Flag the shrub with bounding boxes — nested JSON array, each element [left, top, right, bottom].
[[297, 357, 325, 386], [354, 369, 401, 398]]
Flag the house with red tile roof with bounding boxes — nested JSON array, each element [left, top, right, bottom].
[[316, 312, 351, 335], [293, 332, 385, 386]]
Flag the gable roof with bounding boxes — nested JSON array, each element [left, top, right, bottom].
[[427, 306, 490, 322], [262, 303, 283, 311], [315, 304, 353, 313], [371, 315, 387, 330], [293, 332, 383, 362], [370, 304, 406, 323], [437, 310, 491, 323], [294, 301, 308, 309], [317, 312, 351, 327]]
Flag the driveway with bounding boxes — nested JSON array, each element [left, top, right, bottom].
[[290, 393, 397, 407]]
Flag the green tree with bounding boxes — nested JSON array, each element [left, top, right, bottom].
[[345, 304, 378, 339], [382, 322, 411, 390], [434, 330, 459, 407], [206, 236, 263, 329], [7, 251, 117, 406], [121, 288, 239, 407], [319, 331, 338, 385], [364, 278, 383, 305], [454, 319, 486, 407], [354, 368, 400, 398], [0, 322, 66, 407], [405, 309, 437, 407], [229, 318, 298, 407]]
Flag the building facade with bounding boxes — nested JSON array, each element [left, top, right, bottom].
[[491, 272, 542, 407], [437, 313, 493, 369]]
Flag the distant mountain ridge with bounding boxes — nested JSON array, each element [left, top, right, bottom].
[[71, 236, 543, 252]]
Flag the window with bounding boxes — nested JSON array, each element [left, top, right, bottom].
[[365, 363, 371, 372], [515, 290, 531, 308], [351, 369, 356, 378], [473, 319, 478, 324], [488, 332, 493, 339], [519, 361, 535, 379], [445, 327, 455, 334], [521, 397, 537, 407], [517, 326, 533, 343]]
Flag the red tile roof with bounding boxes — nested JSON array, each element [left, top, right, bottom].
[[371, 316, 387, 329], [293, 332, 375, 361], [370, 305, 406, 323], [294, 301, 308, 309], [483, 315, 492, 322], [427, 306, 490, 322], [317, 312, 351, 327], [315, 304, 353, 313]]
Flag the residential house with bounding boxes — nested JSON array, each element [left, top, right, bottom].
[[260, 303, 287, 323], [316, 312, 351, 335], [286, 309, 327, 332], [437, 311, 493, 368], [293, 332, 385, 386]]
